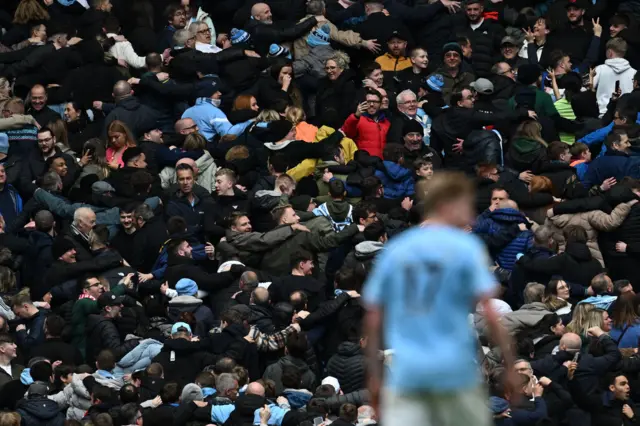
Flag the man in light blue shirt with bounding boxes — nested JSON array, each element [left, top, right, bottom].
[[181, 76, 254, 141], [363, 172, 516, 426]]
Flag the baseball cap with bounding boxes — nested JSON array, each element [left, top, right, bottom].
[[322, 376, 341, 393], [171, 322, 192, 335], [470, 78, 494, 95], [500, 36, 518, 46], [97, 291, 124, 309]]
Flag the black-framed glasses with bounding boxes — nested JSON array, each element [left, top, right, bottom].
[[198, 28, 211, 34]]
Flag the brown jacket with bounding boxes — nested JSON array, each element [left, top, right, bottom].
[[293, 16, 363, 59], [546, 201, 634, 266]]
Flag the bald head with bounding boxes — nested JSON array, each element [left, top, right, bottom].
[[251, 3, 272, 23], [560, 333, 581, 351], [34, 210, 54, 233], [113, 81, 133, 100], [240, 271, 258, 291], [246, 382, 265, 396], [175, 118, 197, 135], [251, 287, 270, 306]]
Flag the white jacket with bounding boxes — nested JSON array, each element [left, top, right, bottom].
[[106, 33, 146, 69], [595, 57, 636, 117], [159, 151, 218, 192]]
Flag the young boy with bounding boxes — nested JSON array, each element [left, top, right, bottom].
[[569, 142, 592, 183], [413, 158, 434, 181]]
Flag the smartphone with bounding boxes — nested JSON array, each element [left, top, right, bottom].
[[573, 352, 580, 362], [615, 80, 621, 92], [313, 417, 324, 426]]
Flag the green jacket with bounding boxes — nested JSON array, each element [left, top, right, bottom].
[[71, 284, 125, 359], [508, 88, 557, 118]]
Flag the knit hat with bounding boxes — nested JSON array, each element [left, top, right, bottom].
[[442, 42, 462, 59], [181, 383, 204, 404], [267, 119, 294, 142], [51, 238, 76, 259], [321, 376, 341, 393], [0, 133, 8, 155], [268, 43, 291, 58], [402, 119, 424, 136], [308, 24, 331, 45], [517, 64, 542, 86], [230, 28, 250, 45], [176, 278, 198, 296], [290, 195, 312, 212], [470, 78, 494, 95], [424, 74, 444, 92]]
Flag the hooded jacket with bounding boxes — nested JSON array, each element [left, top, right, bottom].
[[48, 374, 92, 420], [595, 57, 637, 117], [374, 161, 414, 199], [167, 295, 214, 338], [263, 355, 317, 395], [473, 208, 534, 271], [16, 396, 64, 426], [343, 241, 384, 269], [507, 137, 547, 173], [160, 151, 218, 193], [103, 96, 160, 139]]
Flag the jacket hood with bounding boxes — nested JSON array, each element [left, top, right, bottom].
[[520, 302, 550, 312], [605, 57, 632, 74], [511, 138, 544, 156], [282, 389, 313, 409], [355, 241, 384, 259], [17, 397, 62, 420], [279, 355, 311, 375], [167, 296, 203, 320], [336, 341, 363, 356], [379, 161, 411, 181], [70, 373, 91, 399], [488, 396, 510, 414], [489, 208, 527, 223], [324, 199, 352, 221], [118, 96, 143, 111], [565, 241, 593, 261], [196, 151, 216, 172]]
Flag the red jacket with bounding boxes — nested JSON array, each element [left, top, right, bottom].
[[341, 113, 390, 159]]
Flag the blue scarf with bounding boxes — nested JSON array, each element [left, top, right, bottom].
[[307, 33, 329, 48]]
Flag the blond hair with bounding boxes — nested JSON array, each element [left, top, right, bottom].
[[418, 172, 474, 217], [285, 106, 305, 125]]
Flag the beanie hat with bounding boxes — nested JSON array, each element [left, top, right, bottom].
[[176, 278, 198, 296], [230, 28, 250, 45], [52, 238, 76, 259], [402, 119, 424, 136], [517, 64, 541, 86], [307, 24, 330, 46], [0, 133, 8, 155], [267, 119, 294, 142], [194, 76, 224, 98], [181, 383, 204, 404], [268, 43, 291, 58], [442, 42, 462, 59], [424, 74, 444, 92], [92, 180, 115, 195]]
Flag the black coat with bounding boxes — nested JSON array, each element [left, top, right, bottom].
[[208, 323, 260, 380], [546, 23, 593, 67], [167, 296, 215, 338], [143, 404, 178, 426], [245, 17, 317, 56], [29, 338, 83, 366], [103, 96, 160, 139], [130, 215, 168, 273], [19, 148, 79, 196], [326, 341, 366, 394], [517, 240, 604, 286], [539, 161, 587, 199], [16, 397, 64, 426], [461, 19, 505, 78], [85, 314, 140, 363], [165, 255, 239, 294], [314, 69, 358, 130], [23, 231, 53, 300], [26, 106, 61, 129], [152, 338, 216, 389]]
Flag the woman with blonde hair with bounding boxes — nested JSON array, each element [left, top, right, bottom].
[[542, 279, 571, 315], [566, 303, 595, 334], [507, 119, 548, 173], [316, 51, 358, 129], [0, 412, 21, 426], [106, 120, 137, 169], [47, 118, 76, 157], [285, 106, 317, 142]]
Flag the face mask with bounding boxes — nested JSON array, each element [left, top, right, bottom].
[[212, 98, 222, 107]]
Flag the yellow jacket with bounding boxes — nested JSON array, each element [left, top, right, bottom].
[[286, 126, 358, 181], [375, 53, 411, 72]]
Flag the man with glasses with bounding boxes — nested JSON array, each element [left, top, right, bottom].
[[190, 21, 221, 54], [341, 89, 390, 159], [428, 42, 475, 104], [158, 4, 188, 52]]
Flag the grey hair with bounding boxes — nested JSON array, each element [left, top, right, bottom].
[[188, 20, 207, 36], [523, 282, 545, 304], [396, 89, 416, 105], [357, 406, 376, 421], [328, 51, 350, 70], [306, 0, 326, 15], [513, 359, 532, 369], [216, 373, 237, 395], [41, 171, 62, 192], [172, 29, 191, 48], [73, 207, 94, 227], [133, 203, 154, 222]]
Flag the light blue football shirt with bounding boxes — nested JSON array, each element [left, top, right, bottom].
[[363, 224, 496, 392]]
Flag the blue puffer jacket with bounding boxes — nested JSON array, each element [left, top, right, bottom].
[[114, 338, 163, 375], [473, 208, 534, 271], [374, 161, 415, 199]]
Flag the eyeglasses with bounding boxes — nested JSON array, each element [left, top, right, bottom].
[[366, 99, 381, 104], [173, 11, 186, 17], [444, 52, 460, 58], [38, 137, 53, 143], [325, 66, 338, 71], [198, 28, 211, 34]]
